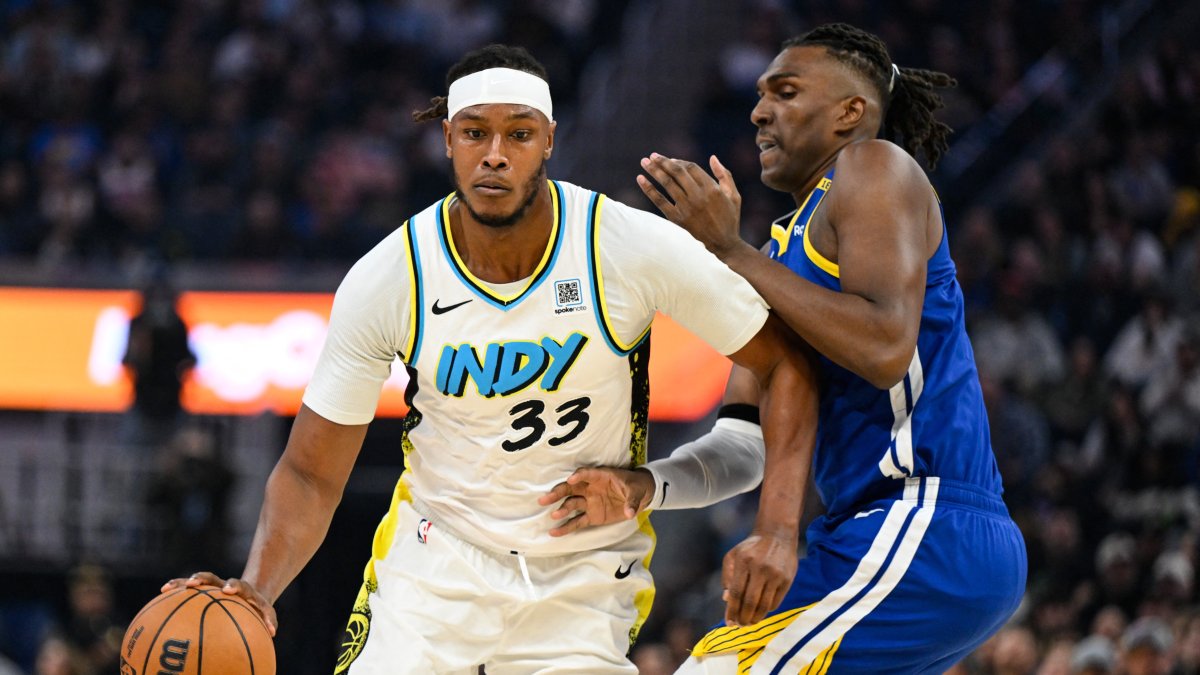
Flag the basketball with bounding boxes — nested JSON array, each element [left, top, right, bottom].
[[119, 585, 275, 675]]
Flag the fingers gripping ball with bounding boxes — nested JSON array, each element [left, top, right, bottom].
[[120, 585, 275, 675]]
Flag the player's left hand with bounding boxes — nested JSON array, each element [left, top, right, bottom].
[[539, 467, 655, 536], [637, 153, 747, 259], [721, 529, 799, 627]]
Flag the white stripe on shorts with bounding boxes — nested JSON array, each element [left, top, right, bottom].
[[750, 477, 940, 675]]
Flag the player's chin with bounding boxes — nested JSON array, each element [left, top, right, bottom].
[[476, 208, 521, 228], [759, 168, 790, 193]]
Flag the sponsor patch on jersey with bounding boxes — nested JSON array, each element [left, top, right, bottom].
[[416, 518, 432, 544], [553, 278, 587, 314]]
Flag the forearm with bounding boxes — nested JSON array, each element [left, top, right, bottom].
[[643, 415, 765, 510], [241, 456, 345, 603], [721, 243, 911, 388], [753, 350, 817, 538]]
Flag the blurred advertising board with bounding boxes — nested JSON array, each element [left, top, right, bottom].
[[0, 287, 732, 421]]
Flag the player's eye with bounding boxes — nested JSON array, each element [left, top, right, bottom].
[[778, 89, 797, 99], [512, 130, 532, 140], [465, 129, 485, 139]]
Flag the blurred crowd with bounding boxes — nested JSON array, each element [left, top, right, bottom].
[[0, 0, 628, 272], [3, 0, 1200, 674]]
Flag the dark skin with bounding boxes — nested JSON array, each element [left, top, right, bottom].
[[553, 44, 946, 629], [165, 100, 820, 633], [637, 45, 942, 389], [539, 348, 818, 626]]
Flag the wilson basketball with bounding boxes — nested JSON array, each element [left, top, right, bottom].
[[119, 585, 275, 675]]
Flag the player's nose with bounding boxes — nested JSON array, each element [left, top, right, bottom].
[[482, 136, 508, 169], [751, 98, 772, 128]]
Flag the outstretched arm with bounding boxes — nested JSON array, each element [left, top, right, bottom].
[[639, 143, 931, 389], [539, 314, 817, 626], [163, 405, 367, 635], [539, 366, 766, 531]]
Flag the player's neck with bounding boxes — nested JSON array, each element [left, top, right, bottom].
[[790, 145, 845, 207], [450, 185, 555, 284]]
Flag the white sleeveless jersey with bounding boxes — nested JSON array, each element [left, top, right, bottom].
[[304, 180, 768, 556]]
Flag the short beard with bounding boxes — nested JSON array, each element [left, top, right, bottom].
[[453, 161, 547, 229]]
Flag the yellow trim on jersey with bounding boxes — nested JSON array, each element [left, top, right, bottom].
[[591, 194, 651, 351], [770, 221, 792, 257], [362, 476, 414, 589], [440, 180, 561, 303], [630, 509, 657, 643], [802, 177, 838, 278], [401, 223, 419, 362]]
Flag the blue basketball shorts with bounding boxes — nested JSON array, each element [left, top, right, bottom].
[[682, 477, 1027, 675]]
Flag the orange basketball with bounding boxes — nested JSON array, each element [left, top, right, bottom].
[[119, 585, 275, 675]]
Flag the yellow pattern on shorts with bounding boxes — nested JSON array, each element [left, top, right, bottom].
[[334, 579, 375, 674], [690, 604, 843, 674]]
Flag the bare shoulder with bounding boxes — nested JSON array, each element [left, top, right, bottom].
[[827, 140, 931, 224], [834, 140, 929, 191]]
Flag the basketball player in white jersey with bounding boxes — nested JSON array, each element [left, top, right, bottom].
[[163, 45, 818, 674]]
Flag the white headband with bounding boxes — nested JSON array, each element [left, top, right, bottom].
[[446, 67, 554, 122]]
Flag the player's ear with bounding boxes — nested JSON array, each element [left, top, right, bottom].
[[835, 95, 867, 132], [544, 120, 556, 160], [443, 119, 453, 158]]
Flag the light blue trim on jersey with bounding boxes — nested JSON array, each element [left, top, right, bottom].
[[406, 218, 425, 365], [584, 191, 650, 356], [435, 181, 567, 311]]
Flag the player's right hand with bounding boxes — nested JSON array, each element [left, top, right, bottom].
[[721, 530, 798, 628], [161, 571, 278, 637], [539, 467, 655, 536]]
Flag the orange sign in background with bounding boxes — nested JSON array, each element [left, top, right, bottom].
[[0, 287, 731, 421]]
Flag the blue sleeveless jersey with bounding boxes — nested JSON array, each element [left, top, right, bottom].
[[768, 169, 1003, 519]]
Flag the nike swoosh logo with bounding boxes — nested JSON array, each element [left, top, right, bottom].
[[615, 560, 636, 579], [854, 508, 885, 519], [661, 481, 670, 506], [431, 298, 473, 315]]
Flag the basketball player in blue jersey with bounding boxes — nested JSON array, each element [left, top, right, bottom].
[[551, 23, 1027, 674], [162, 45, 821, 674]]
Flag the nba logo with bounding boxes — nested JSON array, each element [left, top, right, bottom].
[[416, 518, 432, 544]]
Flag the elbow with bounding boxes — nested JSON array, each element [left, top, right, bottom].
[[863, 346, 914, 390]]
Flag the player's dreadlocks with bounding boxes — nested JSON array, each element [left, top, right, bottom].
[[412, 44, 550, 122], [785, 23, 957, 169]]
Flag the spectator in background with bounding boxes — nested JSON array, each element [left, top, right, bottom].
[[1176, 612, 1200, 675], [1070, 635, 1117, 675], [1102, 287, 1181, 391], [32, 636, 88, 675], [1081, 534, 1144, 623], [1139, 321, 1200, 450], [121, 272, 195, 453], [1108, 135, 1176, 230], [971, 272, 1066, 396], [1120, 616, 1175, 675], [60, 564, 120, 675], [1168, 209, 1200, 314], [1091, 605, 1130, 645], [989, 626, 1041, 675], [1043, 336, 1108, 453], [147, 425, 233, 572]]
